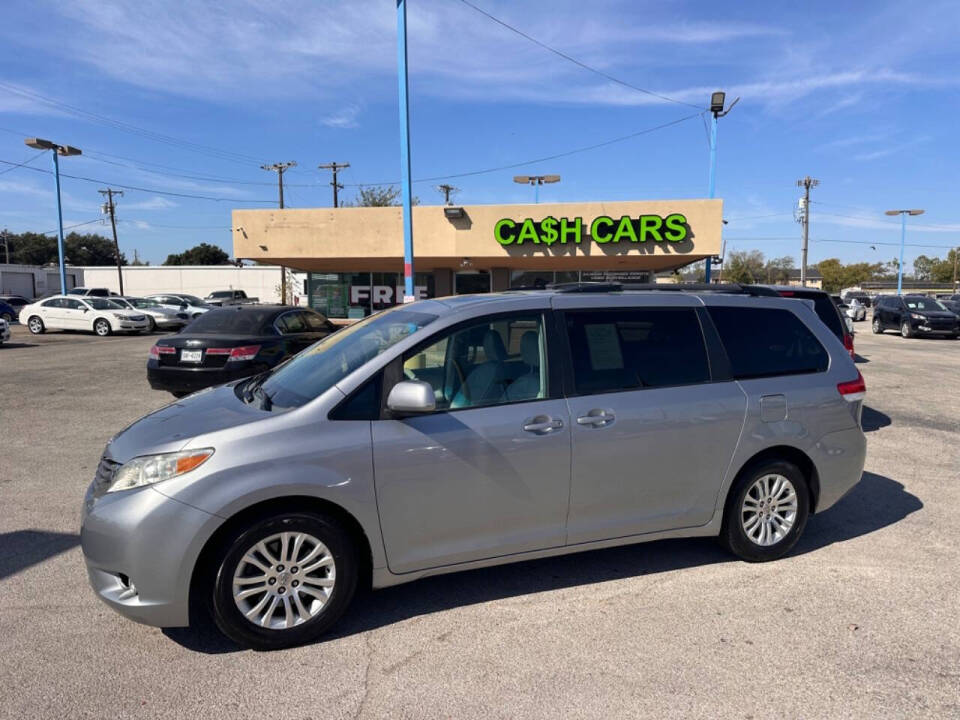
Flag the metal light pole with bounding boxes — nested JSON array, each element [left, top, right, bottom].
[[885, 209, 924, 295], [513, 175, 561, 203], [25, 138, 81, 294], [397, 0, 415, 303], [704, 92, 738, 284]]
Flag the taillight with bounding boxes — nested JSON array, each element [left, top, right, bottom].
[[227, 345, 260, 362], [777, 290, 796, 297], [149, 344, 175, 359], [843, 333, 855, 360], [837, 370, 866, 402]]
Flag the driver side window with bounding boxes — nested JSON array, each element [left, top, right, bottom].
[[402, 313, 546, 411]]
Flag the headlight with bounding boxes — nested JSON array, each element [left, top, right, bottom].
[[108, 449, 214, 493], [910, 313, 925, 321], [112, 312, 127, 319]]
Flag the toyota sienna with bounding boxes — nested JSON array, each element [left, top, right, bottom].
[[81, 286, 867, 649]]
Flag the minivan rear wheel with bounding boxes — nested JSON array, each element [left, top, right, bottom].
[[721, 460, 810, 562], [211, 511, 358, 650]]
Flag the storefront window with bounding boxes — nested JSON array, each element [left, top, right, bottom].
[[308, 271, 435, 318]]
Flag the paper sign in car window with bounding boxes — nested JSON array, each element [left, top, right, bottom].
[[585, 323, 624, 370]]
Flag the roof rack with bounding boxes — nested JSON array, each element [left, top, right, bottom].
[[545, 281, 779, 297]]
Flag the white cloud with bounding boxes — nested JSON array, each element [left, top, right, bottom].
[[121, 196, 177, 210], [320, 104, 361, 129]]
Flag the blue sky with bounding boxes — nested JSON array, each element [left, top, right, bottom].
[[1, 0, 958, 267]]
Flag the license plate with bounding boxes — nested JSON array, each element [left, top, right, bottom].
[[181, 349, 203, 363]]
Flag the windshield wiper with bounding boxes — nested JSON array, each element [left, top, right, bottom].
[[241, 371, 270, 405]]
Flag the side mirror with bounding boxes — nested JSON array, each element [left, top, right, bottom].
[[386, 380, 436, 414], [82, 307, 89, 312]]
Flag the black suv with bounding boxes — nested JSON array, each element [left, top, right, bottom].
[[873, 295, 959, 339]]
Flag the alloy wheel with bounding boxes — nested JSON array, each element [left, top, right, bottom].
[[231, 531, 336, 630], [28, 317, 43, 334], [95, 320, 110, 336], [872, 318, 881, 334], [740, 473, 798, 547]]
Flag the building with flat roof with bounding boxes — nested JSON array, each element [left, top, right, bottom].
[[233, 199, 723, 318]]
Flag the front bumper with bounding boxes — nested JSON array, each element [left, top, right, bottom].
[[117, 320, 150, 331], [81, 481, 221, 627]]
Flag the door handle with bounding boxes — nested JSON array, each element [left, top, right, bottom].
[[577, 409, 615, 427], [522, 415, 564, 434]]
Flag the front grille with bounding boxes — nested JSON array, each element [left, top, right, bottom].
[[176, 313, 189, 320], [92, 456, 120, 498], [128, 315, 145, 322]]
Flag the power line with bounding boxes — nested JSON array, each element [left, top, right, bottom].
[[0, 158, 276, 203], [729, 236, 957, 250], [0, 150, 45, 175], [319, 162, 350, 207], [456, 0, 704, 110], [815, 209, 960, 231], [344, 112, 700, 187], [0, 81, 267, 166]]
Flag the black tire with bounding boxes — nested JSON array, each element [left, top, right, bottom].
[[872, 317, 883, 334], [171, 391, 191, 398], [720, 459, 810, 562], [27, 316, 45, 334], [93, 318, 111, 337], [900, 321, 913, 339], [1, 312, 12, 322], [210, 511, 358, 650], [147, 316, 157, 333]]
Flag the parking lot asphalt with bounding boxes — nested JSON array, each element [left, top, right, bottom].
[[1, 319, 958, 719]]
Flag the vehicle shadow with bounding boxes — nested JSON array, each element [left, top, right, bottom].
[[0, 529, 80, 581], [0, 342, 39, 349], [862, 406, 892, 432], [854, 353, 869, 364], [164, 471, 919, 654]]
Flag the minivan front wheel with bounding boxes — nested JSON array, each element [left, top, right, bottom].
[[721, 460, 810, 562], [211, 511, 358, 650], [872, 318, 883, 334], [900, 321, 913, 339]]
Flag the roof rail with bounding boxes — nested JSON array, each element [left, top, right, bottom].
[[540, 281, 781, 297], [548, 282, 624, 293]]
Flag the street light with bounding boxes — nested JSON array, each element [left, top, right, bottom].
[[513, 175, 560, 204], [884, 208, 924, 295], [24, 137, 82, 294], [704, 91, 739, 284]]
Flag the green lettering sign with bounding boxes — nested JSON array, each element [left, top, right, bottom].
[[494, 219, 517, 245], [590, 216, 615, 243], [494, 214, 691, 246]]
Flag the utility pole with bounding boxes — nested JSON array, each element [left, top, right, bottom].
[[319, 162, 350, 208], [436, 184, 459, 205], [261, 162, 297, 303], [953, 246, 958, 293], [796, 176, 819, 286], [98, 188, 124, 295], [1, 229, 9, 264]]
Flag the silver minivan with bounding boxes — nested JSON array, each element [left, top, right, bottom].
[[81, 288, 867, 649]]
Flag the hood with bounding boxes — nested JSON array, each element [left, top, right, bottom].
[[915, 310, 957, 319], [105, 383, 265, 462]]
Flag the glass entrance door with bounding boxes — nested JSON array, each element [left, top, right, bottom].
[[454, 271, 491, 295]]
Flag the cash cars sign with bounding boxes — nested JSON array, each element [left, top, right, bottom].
[[494, 214, 690, 246]]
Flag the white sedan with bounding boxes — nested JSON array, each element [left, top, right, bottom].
[[19, 295, 150, 336], [844, 299, 867, 322]]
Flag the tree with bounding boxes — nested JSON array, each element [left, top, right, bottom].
[[764, 255, 795, 284], [341, 185, 419, 207], [3, 229, 125, 266], [816, 258, 884, 293], [164, 243, 231, 265], [913, 255, 934, 281], [723, 250, 766, 284]]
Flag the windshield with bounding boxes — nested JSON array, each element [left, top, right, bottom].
[[254, 306, 438, 410], [130, 298, 160, 309], [178, 294, 205, 305], [85, 298, 124, 310], [208, 291, 232, 298], [905, 298, 947, 312]]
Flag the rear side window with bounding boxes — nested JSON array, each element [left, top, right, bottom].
[[708, 307, 828, 380], [565, 308, 710, 394]]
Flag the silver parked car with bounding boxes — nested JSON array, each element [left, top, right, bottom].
[[82, 288, 867, 649], [144, 293, 213, 319], [112, 297, 189, 332]]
